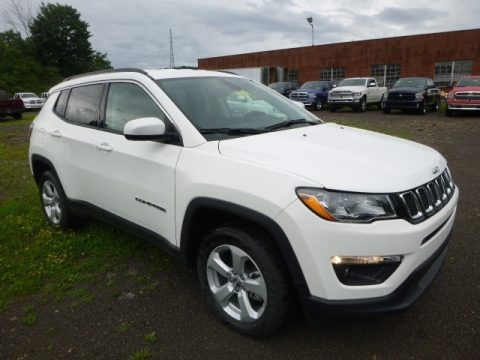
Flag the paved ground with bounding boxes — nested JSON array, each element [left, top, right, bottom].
[[1, 109, 480, 359]]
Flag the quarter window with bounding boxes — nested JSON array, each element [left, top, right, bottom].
[[65, 84, 104, 126], [105, 83, 167, 132], [55, 89, 70, 118]]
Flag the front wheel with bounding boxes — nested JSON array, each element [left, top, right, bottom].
[[357, 97, 367, 112], [197, 226, 291, 337], [314, 101, 322, 111]]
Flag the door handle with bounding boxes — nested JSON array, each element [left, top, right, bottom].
[[96, 143, 113, 152], [49, 130, 62, 137]]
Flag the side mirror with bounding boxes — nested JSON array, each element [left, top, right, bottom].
[[124, 117, 166, 141], [332, 84, 337, 88]]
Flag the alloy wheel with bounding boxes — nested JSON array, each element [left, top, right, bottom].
[[206, 244, 267, 322]]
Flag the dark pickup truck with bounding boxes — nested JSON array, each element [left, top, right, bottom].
[[289, 80, 335, 110], [0, 91, 25, 120], [382, 77, 440, 114]]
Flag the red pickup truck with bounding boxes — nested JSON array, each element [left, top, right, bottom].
[[0, 91, 25, 120], [446, 76, 480, 116]]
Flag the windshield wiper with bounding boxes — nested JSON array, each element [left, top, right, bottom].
[[199, 127, 269, 135], [264, 118, 320, 131]]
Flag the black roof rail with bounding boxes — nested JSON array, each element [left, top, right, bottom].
[[63, 68, 150, 82]]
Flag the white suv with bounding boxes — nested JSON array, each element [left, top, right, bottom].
[[29, 69, 458, 336]]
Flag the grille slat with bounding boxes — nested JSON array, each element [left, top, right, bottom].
[[397, 169, 455, 223]]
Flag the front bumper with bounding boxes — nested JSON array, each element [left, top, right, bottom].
[[275, 187, 458, 316], [301, 229, 451, 318], [383, 99, 424, 110], [447, 102, 480, 111], [23, 103, 44, 110], [328, 98, 361, 107]]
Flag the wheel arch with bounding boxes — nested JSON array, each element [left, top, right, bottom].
[[30, 154, 60, 184], [180, 197, 309, 292]]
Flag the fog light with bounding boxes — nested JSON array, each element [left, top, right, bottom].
[[331, 255, 403, 285]]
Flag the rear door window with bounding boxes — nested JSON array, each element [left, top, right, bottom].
[[54, 90, 70, 118], [65, 84, 104, 126]]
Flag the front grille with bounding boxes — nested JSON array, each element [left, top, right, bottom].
[[396, 169, 455, 223], [329, 91, 352, 99], [290, 92, 309, 101], [455, 91, 480, 100], [388, 92, 415, 101]]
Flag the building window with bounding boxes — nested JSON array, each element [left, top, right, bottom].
[[371, 64, 401, 88], [287, 70, 298, 82], [320, 67, 344, 81], [434, 60, 473, 86]]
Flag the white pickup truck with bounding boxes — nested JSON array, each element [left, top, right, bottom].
[[328, 77, 387, 112]]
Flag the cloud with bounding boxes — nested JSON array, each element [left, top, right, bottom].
[[0, 0, 478, 68]]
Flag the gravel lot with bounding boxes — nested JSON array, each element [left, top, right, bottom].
[[1, 109, 479, 359]]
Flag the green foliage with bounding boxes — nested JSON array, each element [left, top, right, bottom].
[[0, 122, 169, 312], [30, 3, 95, 77], [0, 30, 62, 94], [0, 3, 112, 94]]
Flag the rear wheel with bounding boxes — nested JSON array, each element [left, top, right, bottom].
[[38, 171, 79, 228], [197, 226, 291, 337], [377, 96, 384, 110]]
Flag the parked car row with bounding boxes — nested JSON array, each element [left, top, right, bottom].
[[269, 76, 480, 117], [14, 92, 46, 111]]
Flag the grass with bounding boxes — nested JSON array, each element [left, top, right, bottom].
[[0, 118, 170, 311]]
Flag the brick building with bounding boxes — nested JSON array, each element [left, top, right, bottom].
[[198, 28, 480, 88]]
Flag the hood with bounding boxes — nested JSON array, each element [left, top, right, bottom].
[[218, 123, 445, 193], [452, 86, 480, 92], [389, 86, 424, 93], [292, 88, 323, 94]]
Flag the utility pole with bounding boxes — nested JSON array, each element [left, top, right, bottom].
[[169, 28, 175, 68]]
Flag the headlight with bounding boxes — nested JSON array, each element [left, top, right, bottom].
[[415, 92, 425, 100], [353, 92, 362, 97], [447, 92, 454, 99], [296, 188, 397, 223]]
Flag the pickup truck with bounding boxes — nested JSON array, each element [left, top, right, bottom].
[[14, 92, 45, 111], [328, 77, 387, 112], [289, 81, 335, 110], [445, 76, 480, 116], [0, 91, 25, 120], [383, 77, 440, 114]]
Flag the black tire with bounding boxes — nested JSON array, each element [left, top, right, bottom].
[[357, 97, 367, 112], [197, 225, 291, 337], [445, 108, 453, 117], [383, 108, 391, 114], [377, 96, 384, 110], [38, 171, 79, 228], [431, 101, 439, 112], [419, 101, 427, 115], [314, 101, 322, 111], [14, 112, 22, 120]]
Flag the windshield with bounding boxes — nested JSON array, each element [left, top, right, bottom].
[[337, 79, 366, 87], [300, 81, 329, 90], [157, 77, 321, 140], [393, 78, 426, 88], [21, 93, 38, 98], [456, 77, 480, 87]]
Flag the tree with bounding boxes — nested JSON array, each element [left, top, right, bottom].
[[29, 3, 96, 78], [0, 30, 62, 94], [1, 0, 35, 38]]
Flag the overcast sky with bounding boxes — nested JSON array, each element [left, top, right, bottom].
[[1, 0, 479, 68]]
